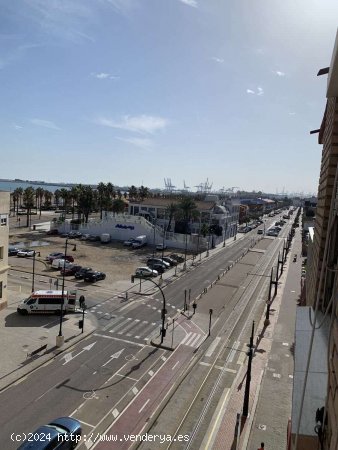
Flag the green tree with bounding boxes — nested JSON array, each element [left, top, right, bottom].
[[112, 198, 126, 214], [12, 188, 21, 216], [97, 182, 107, 220], [177, 197, 198, 233], [77, 185, 94, 223], [166, 202, 179, 232], [36, 187, 45, 217], [139, 185, 149, 201], [70, 186, 80, 219], [22, 187, 35, 227], [44, 190, 52, 208], [128, 185, 138, 200], [54, 189, 61, 208], [59, 188, 70, 212]]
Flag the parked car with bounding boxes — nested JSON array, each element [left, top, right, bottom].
[[8, 246, 19, 256], [89, 235, 100, 241], [135, 267, 158, 278], [170, 254, 185, 263], [60, 264, 82, 276], [17, 416, 82, 450], [74, 267, 93, 279], [161, 256, 177, 266], [68, 231, 78, 239], [80, 234, 90, 241], [123, 238, 136, 246], [84, 271, 106, 282], [46, 228, 59, 235], [46, 252, 65, 263], [52, 259, 73, 270], [156, 243, 167, 251], [17, 248, 35, 257], [147, 258, 170, 269], [147, 262, 165, 274], [257, 229, 263, 234]]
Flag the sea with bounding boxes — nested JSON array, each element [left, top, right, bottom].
[[0, 180, 76, 193]]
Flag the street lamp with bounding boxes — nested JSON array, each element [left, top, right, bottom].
[[57, 238, 69, 343], [31, 250, 36, 293], [131, 275, 167, 344]]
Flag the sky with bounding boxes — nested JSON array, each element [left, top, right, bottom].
[[1, 0, 338, 195]]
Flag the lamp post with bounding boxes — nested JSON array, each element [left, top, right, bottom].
[[31, 251, 36, 293], [152, 217, 156, 258], [223, 222, 228, 247], [131, 275, 167, 345], [208, 308, 213, 336], [57, 238, 68, 346], [243, 321, 255, 418]]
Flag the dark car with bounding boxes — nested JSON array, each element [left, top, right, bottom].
[[74, 267, 92, 279], [147, 258, 170, 269], [169, 254, 185, 263], [60, 264, 82, 276], [8, 246, 19, 256], [147, 262, 165, 274], [46, 252, 65, 263], [84, 271, 106, 282], [17, 416, 82, 449], [46, 228, 59, 235], [161, 256, 177, 266]]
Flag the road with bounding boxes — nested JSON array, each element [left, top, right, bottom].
[[2, 213, 292, 449]]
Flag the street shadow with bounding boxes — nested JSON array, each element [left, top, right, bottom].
[[61, 347, 160, 394], [4, 312, 67, 328]]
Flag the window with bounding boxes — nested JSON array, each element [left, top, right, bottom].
[[0, 247, 3, 260], [26, 298, 36, 305], [0, 214, 8, 226], [0, 282, 2, 299]]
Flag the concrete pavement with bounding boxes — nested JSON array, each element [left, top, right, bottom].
[[0, 287, 97, 391]]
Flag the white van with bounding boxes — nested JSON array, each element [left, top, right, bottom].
[[17, 290, 77, 315], [51, 259, 70, 270], [131, 235, 147, 249]]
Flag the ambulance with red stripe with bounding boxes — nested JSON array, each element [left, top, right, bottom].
[[17, 290, 77, 315]]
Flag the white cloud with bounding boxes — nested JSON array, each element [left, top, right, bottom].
[[92, 72, 120, 80], [13, 124, 23, 130], [289, 112, 296, 115], [178, 0, 198, 7], [212, 57, 224, 64], [246, 87, 264, 96], [30, 118, 60, 130], [274, 70, 285, 77], [116, 136, 153, 150], [95, 115, 169, 134]]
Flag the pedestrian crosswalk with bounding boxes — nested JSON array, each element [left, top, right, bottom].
[[181, 331, 205, 348], [101, 315, 205, 348], [103, 315, 161, 341]]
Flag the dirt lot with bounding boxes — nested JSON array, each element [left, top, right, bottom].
[[8, 214, 186, 285]]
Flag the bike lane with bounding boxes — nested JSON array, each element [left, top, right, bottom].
[[92, 343, 195, 449]]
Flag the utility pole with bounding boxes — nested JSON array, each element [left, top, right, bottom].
[[208, 309, 213, 336], [242, 321, 255, 418]]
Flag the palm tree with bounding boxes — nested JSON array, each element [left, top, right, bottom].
[[97, 182, 106, 220], [59, 188, 70, 211], [54, 189, 61, 208], [44, 190, 52, 208], [128, 185, 138, 201], [12, 188, 20, 216], [77, 185, 94, 223], [70, 186, 80, 219], [139, 185, 149, 202], [14, 187, 23, 216], [166, 202, 179, 232], [178, 197, 198, 233], [35, 187, 44, 217], [22, 187, 35, 227]]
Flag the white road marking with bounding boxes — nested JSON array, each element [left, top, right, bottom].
[[139, 399, 150, 413], [205, 337, 221, 357], [102, 349, 125, 367], [172, 361, 179, 370], [148, 370, 154, 376], [112, 409, 119, 418], [228, 340, 240, 363], [181, 332, 192, 345], [132, 387, 138, 395]]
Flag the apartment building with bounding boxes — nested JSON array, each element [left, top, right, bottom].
[[291, 31, 338, 450], [0, 191, 10, 310]]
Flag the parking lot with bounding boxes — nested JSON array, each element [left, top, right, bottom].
[[8, 217, 188, 288]]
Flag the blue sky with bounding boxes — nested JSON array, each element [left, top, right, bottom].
[[1, 0, 338, 195]]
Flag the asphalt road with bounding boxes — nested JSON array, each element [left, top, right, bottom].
[[2, 213, 292, 449]]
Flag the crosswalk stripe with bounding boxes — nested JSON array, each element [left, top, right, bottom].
[[102, 315, 121, 331], [135, 322, 157, 339], [126, 320, 148, 337], [191, 334, 205, 347], [181, 332, 192, 345], [185, 332, 198, 346], [118, 319, 140, 335], [109, 318, 132, 333]]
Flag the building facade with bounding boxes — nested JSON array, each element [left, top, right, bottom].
[[292, 31, 338, 450], [0, 191, 10, 310]]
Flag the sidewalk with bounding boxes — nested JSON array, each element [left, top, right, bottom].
[[206, 227, 301, 450], [0, 288, 97, 391]]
